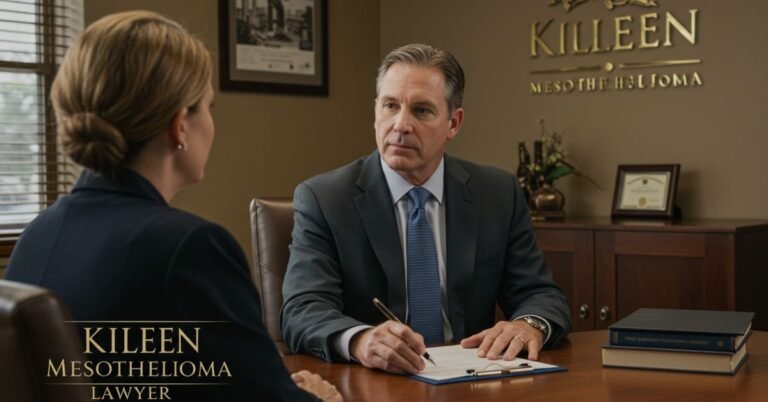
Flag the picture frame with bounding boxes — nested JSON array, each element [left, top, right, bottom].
[[611, 164, 681, 219], [218, 0, 328, 96]]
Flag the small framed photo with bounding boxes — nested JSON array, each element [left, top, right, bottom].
[[218, 0, 328, 96], [611, 164, 681, 219]]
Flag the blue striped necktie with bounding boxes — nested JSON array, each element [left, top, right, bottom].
[[406, 187, 443, 345]]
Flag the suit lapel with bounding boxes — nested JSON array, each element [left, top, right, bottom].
[[444, 155, 478, 340], [353, 151, 407, 321]]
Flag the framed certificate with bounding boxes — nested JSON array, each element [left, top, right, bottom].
[[218, 0, 328, 95], [611, 164, 681, 219]]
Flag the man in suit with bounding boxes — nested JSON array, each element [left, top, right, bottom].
[[282, 43, 571, 374]]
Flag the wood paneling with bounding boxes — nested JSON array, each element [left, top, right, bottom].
[[535, 219, 768, 331], [613, 232, 706, 257], [537, 229, 594, 331]]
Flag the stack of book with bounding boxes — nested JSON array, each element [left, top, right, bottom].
[[602, 308, 754, 374]]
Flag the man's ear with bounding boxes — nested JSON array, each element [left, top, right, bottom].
[[168, 108, 189, 149], [447, 107, 464, 140]]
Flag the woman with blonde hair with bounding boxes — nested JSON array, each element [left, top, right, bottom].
[[7, 10, 340, 402]]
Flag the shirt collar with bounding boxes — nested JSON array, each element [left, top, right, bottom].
[[380, 156, 444, 205]]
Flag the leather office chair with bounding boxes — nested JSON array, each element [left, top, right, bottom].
[[249, 197, 294, 354], [0, 279, 90, 402]]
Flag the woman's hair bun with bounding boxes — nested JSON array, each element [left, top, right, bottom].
[[59, 112, 127, 174]]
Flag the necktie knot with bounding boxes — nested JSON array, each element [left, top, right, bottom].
[[408, 187, 430, 210]]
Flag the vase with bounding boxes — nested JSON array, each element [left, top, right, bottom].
[[531, 182, 565, 220]]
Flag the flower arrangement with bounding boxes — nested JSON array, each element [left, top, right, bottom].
[[528, 125, 572, 184], [517, 118, 600, 194]]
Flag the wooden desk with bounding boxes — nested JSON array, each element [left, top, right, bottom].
[[283, 330, 768, 402]]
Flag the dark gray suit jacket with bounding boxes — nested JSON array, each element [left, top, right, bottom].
[[281, 151, 570, 361]]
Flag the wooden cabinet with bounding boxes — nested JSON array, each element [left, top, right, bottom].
[[534, 218, 768, 331]]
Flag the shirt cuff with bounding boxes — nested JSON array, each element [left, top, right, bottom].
[[512, 314, 552, 345], [332, 325, 374, 361]]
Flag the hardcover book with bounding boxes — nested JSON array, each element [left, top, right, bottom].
[[602, 344, 748, 374], [609, 308, 754, 352]]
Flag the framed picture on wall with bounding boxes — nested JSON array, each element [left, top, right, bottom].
[[218, 0, 328, 95], [611, 164, 681, 219]]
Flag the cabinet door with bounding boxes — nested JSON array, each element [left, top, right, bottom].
[[595, 231, 734, 329], [535, 229, 595, 331]]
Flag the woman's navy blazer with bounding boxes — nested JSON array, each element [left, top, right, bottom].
[[7, 169, 316, 401]]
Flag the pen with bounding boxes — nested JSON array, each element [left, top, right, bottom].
[[372, 297, 437, 366], [466, 363, 533, 377]]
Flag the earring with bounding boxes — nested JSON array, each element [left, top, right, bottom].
[[176, 143, 188, 151]]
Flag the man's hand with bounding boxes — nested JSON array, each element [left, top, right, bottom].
[[350, 321, 427, 374], [460, 320, 544, 361], [291, 370, 343, 402]]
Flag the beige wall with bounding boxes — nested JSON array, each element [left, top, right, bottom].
[[83, 0, 768, 261], [85, 1, 380, 257], [381, 0, 768, 219]]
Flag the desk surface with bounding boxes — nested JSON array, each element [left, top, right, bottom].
[[283, 330, 768, 402]]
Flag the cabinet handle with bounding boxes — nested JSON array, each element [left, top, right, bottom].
[[578, 304, 590, 319], [599, 306, 611, 321]]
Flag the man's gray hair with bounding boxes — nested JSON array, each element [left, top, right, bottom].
[[376, 43, 465, 113]]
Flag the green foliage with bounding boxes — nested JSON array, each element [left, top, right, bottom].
[[526, 118, 600, 189], [528, 119, 571, 183], [546, 164, 573, 181]]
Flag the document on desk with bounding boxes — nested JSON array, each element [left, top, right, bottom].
[[411, 345, 567, 385]]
